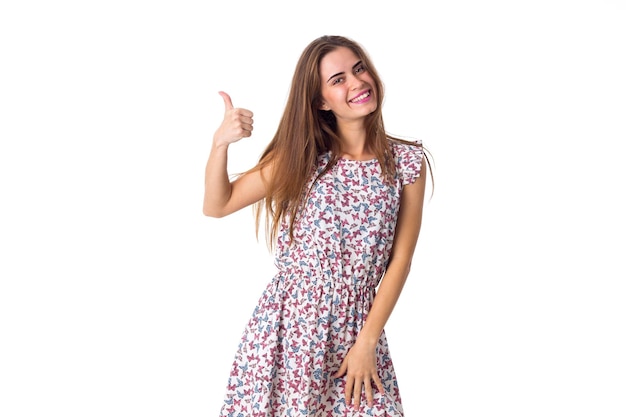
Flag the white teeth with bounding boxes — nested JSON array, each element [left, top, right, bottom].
[[350, 91, 370, 102]]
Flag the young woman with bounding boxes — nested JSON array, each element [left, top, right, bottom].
[[204, 35, 431, 416]]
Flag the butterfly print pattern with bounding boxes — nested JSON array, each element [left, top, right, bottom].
[[219, 140, 423, 417]]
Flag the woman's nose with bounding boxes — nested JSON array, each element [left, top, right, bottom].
[[348, 74, 363, 90]]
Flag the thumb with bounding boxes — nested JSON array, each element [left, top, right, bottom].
[[218, 91, 234, 110], [333, 361, 348, 378]]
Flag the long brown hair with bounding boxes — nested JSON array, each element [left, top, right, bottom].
[[248, 35, 430, 248]]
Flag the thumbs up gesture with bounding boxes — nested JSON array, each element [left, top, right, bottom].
[[213, 91, 254, 147]]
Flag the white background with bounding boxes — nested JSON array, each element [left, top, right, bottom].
[[1, 1, 625, 416]]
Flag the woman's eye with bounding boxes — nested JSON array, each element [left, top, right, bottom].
[[332, 77, 343, 85], [355, 65, 365, 74]]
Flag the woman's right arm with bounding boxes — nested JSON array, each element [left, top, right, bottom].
[[203, 92, 270, 218]]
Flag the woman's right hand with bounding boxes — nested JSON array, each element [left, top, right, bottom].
[[213, 91, 254, 147]]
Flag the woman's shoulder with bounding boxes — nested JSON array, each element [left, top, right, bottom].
[[390, 138, 423, 161], [389, 138, 424, 185]]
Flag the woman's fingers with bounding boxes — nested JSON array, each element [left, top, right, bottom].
[[345, 374, 384, 409], [214, 92, 254, 143]]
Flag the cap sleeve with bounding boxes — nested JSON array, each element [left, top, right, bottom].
[[393, 140, 424, 186]]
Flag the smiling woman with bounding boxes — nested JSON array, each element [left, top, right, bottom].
[[203, 35, 434, 416], [319, 51, 378, 131]]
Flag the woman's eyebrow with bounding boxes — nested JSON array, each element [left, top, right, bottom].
[[327, 61, 363, 82]]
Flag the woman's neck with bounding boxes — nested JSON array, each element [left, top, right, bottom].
[[335, 122, 371, 159]]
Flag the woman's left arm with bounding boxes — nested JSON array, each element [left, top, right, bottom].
[[335, 171, 427, 409]]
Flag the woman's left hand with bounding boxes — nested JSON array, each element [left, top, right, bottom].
[[333, 338, 384, 409]]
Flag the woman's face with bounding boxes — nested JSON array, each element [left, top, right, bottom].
[[318, 46, 377, 123]]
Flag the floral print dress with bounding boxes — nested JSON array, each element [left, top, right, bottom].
[[219, 140, 423, 417]]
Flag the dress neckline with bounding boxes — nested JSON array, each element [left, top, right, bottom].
[[337, 156, 379, 168], [319, 151, 379, 167]]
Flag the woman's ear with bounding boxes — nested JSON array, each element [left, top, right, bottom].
[[318, 100, 330, 111]]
